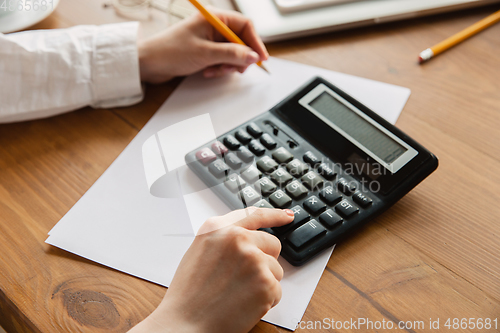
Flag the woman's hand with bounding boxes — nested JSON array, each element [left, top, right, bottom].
[[129, 207, 293, 333], [138, 9, 268, 83]]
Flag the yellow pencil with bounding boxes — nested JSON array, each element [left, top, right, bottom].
[[419, 9, 500, 63], [187, 0, 269, 73]]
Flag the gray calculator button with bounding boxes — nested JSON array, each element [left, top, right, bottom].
[[303, 195, 326, 215], [270, 168, 293, 186], [253, 199, 273, 209], [335, 199, 359, 218], [238, 186, 261, 206], [272, 147, 294, 164], [240, 165, 261, 183], [287, 219, 326, 249], [236, 146, 254, 163], [303, 151, 321, 167], [286, 158, 309, 177], [319, 209, 343, 228], [224, 152, 242, 169], [247, 122, 263, 138], [248, 139, 266, 156], [269, 190, 292, 208], [208, 160, 230, 179], [319, 186, 342, 205], [257, 156, 278, 174], [224, 174, 247, 193], [301, 171, 324, 190], [337, 178, 357, 196], [318, 163, 336, 180], [260, 133, 277, 150], [235, 129, 252, 144], [285, 180, 308, 200], [223, 135, 241, 150], [254, 177, 277, 196], [353, 191, 373, 208]]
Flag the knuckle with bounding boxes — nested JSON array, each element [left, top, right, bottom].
[[241, 246, 262, 265]]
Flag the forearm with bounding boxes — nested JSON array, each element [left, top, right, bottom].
[[0, 23, 143, 123]]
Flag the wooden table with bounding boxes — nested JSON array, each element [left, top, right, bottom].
[[1, 1, 499, 332]]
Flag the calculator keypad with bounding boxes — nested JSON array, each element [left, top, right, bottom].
[[192, 120, 375, 258]]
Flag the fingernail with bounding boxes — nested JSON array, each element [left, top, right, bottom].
[[246, 51, 260, 64], [284, 209, 295, 217]]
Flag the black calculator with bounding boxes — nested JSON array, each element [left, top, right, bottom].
[[185, 77, 438, 266]]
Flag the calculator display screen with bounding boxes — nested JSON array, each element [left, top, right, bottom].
[[298, 84, 418, 173], [309, 92, 406, 164]]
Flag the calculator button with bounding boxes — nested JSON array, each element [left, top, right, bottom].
[[211, 141, 228, 156], [240, 165, 261, 183], [337, 178, 357, 195], [235, 129, 252, 144], [196, 148, 217, 166], [253, 199, 273, 209], [286, 158, 309, 177], [287, 219, 326, 249], [335, 200, 359, 218], [248, 139, 266, 156], [272, 147, 294, 164], [223, 135, 241, 150], [260, 133, 277, 150], [254, 177, 277, 196], [224, 174, 247, 193], [301, 171, 324, 190], [318, 163, 336, 180], [257, 156, 278, 174], [269, 190, 292, 208], [319, 186, 342, 205], [236, 146, 254, 163], [238, 186, 261, 206], [247, 122, 263, 138], [224, 153, 242, 169], [353, 191, 373, 208], [285, 180, 308, 200], [273, 205, 310, 234], [208, 160, 230, 179], [303, 196, 326, 215], [303, 151, 321, 167], [319, 209, 343, 229], [270, 168, 293, 186]]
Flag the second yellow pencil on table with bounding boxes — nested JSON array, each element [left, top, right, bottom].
[[419, 9, 500, 63], [187, 0, 269, 73]]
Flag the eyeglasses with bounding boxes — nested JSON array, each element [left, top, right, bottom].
[[106, 0, 211, 25]]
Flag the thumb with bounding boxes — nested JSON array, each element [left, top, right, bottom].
[[203, 41, 260, 67]]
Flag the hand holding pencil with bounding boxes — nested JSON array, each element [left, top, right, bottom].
[[138, 8, 269, 82], [188, 0, 269, 73]]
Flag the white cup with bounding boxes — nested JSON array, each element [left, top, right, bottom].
[[0, 0, 20, 18]]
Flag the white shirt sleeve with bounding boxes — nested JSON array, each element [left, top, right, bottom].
[[0, 22, 143, 123]]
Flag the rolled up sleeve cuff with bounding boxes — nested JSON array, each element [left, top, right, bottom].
[[90, 21, 144, 109]]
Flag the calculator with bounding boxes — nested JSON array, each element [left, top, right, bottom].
[[185, 77, 438, 266]]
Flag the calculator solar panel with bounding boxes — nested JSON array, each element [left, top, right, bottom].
[[185, 77, 438, 265]]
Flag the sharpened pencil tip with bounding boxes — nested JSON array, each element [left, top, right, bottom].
[[259, 63, 270, 74]]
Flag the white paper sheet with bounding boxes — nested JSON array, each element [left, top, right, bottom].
[[46, 57, 410, 331]]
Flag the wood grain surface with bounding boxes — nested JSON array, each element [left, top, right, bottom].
[[1, 1, 499, 332]]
